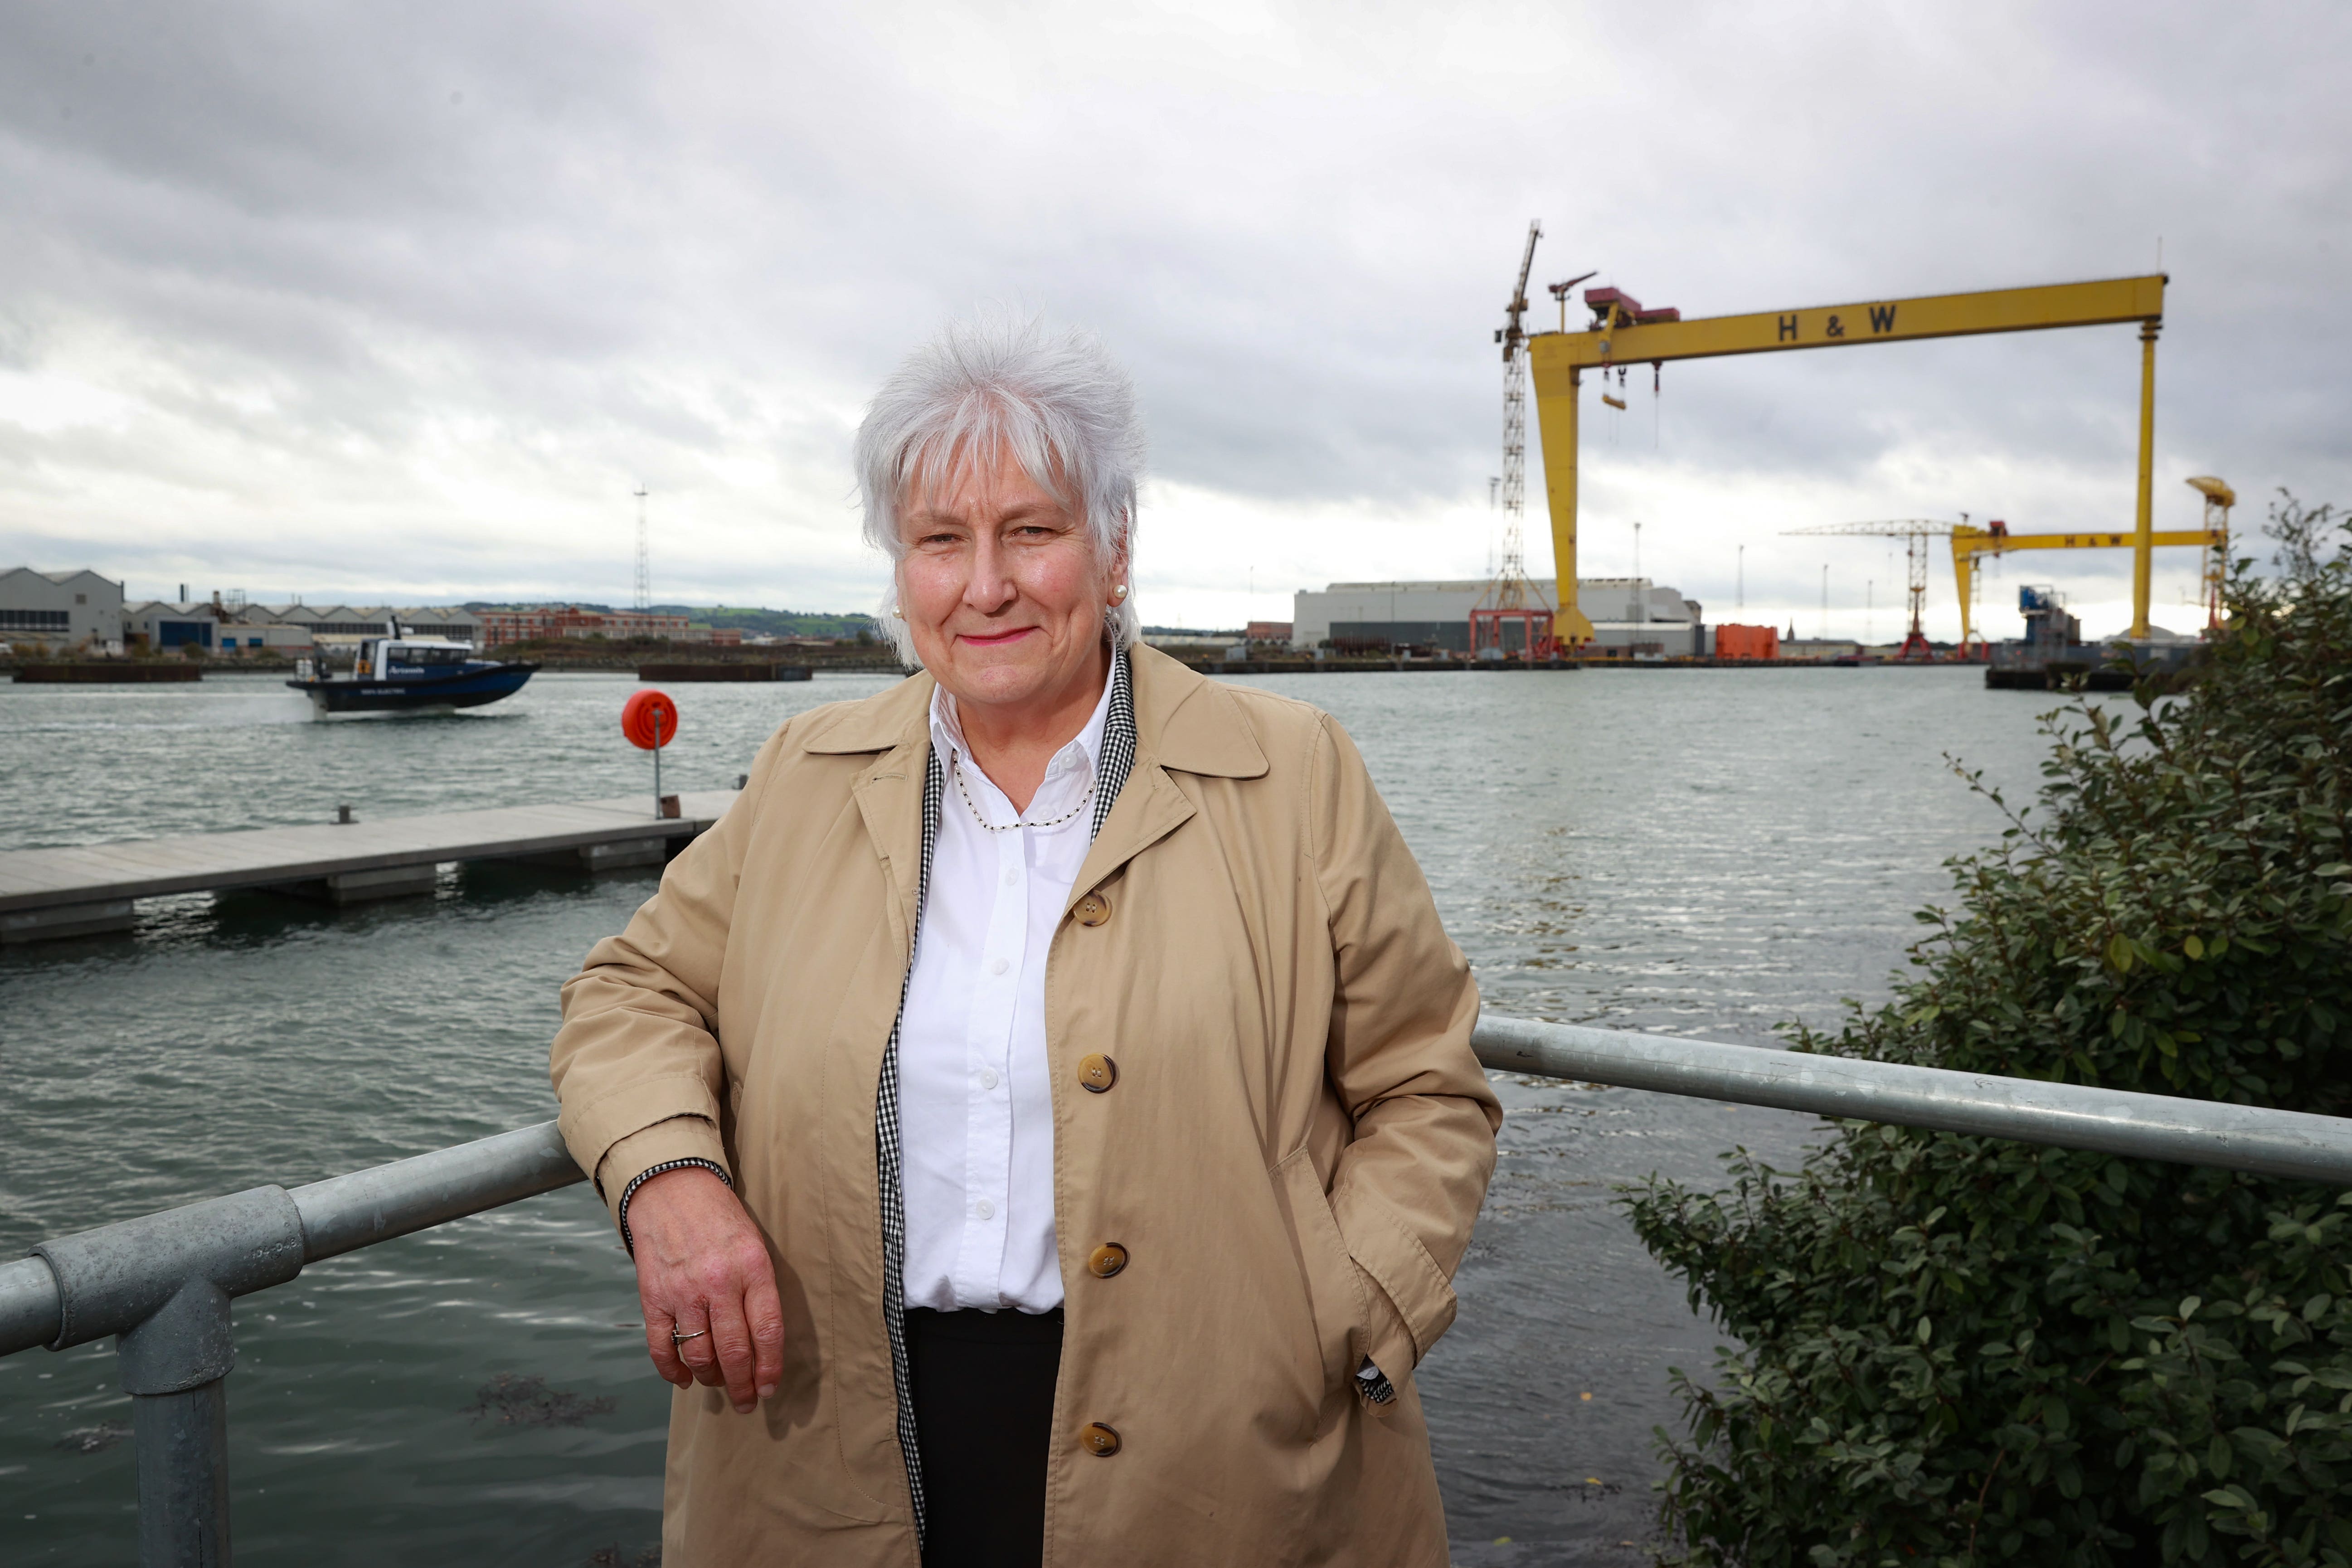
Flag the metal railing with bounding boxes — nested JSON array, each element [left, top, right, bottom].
[[10, 1014, 2352, 1566], [0, 1122, 583, 1565], [1473, 1016, 2352, 1184]]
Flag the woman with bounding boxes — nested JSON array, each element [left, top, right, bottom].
[[549, 318, 1500, 1568]]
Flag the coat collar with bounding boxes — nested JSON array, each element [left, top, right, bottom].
[[800, 670, 934, 757], [798, 645, 1268, 782], [1124, 643, 1269, 781], [801, 646, 1269, 920]]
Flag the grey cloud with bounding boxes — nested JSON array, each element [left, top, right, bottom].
[[0, 0, 2345, 617]]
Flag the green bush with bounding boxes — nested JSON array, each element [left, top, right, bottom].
[[1628, 495, 2352, 1566]]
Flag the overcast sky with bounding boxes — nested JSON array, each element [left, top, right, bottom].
[[3, 1, 2346, 641]]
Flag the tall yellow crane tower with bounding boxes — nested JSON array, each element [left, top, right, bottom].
[[2186, 475, 2236, 627]]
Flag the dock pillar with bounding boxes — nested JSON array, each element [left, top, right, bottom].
[[265, 863, 442, 905], [0, 898, 136, 945]]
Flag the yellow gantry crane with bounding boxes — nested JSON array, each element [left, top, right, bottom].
[[1524, 272, 2170, 646], [1949, 475, 2233, 651]]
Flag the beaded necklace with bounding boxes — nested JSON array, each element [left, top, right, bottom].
[[951, 753, 1096, 832]]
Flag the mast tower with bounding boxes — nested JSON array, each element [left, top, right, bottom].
[[633, 486, 651, 612], [1471, 221, 1560, 660]]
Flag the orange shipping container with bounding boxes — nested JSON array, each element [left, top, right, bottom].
[[1715, 623, 1779, 660]]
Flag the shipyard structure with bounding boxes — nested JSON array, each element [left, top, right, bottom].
[[1292, 578, 1705, 657], [0, 572, 748, 659]]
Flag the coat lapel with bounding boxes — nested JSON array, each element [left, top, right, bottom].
[[1067, 760, 1194, 913], [1065, 646, 1268, 909], [805, 673, 935, 957], [853, 760, 927, 959]]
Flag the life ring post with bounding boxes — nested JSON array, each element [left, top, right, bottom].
[[622, 689, 680, 821]]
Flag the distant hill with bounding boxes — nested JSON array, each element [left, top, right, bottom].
[[656, 606, 881, 640]]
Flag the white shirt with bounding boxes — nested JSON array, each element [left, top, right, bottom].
[[898, 674, 1113, 1314]]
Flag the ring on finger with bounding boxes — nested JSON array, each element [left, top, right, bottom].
[[671, 1326, 709, 1347]]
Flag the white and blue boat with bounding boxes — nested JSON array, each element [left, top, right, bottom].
[[287, 622, 539, 715]]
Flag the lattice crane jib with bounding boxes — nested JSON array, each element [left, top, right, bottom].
[[1785, 519, 1953, 659], [1495, 222, 1542, 607], [1473, 221, 1559, 659]]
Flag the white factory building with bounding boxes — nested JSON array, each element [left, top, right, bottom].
[[1291, 578, 1707, 656], [0, 568, 126, 653]]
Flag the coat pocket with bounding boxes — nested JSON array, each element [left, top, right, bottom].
[[1270, 1147, 1367, 1395]]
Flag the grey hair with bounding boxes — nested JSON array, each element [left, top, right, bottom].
[[856, 315, 1144, 667]]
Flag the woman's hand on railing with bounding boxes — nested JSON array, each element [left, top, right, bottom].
[[624, 1166, 783, 1414]]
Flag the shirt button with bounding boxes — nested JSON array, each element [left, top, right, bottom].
[[990, 956, 1009, 976], [979, 1067, 1000, 1090], [1003, 868, 1019, 886], [974, 1199, 994, 1220]]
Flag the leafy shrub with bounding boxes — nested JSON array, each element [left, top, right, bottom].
[[1628, 495, 2352, 1566]]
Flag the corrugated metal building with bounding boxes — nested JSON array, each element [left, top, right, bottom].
[[1290, 578, 1706, 655], [119, 602, 483, 654], [2, 568, 126, 652], [262, 605, 484, 641], [123, 601, 224, 651]]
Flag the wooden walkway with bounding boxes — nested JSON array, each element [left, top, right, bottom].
[[0, 790, 738, 943]]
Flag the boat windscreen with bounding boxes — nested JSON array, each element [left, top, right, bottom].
[[386, 644, 474, 668]]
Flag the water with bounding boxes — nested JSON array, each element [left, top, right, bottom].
[[0, 666, 2070, 1564]]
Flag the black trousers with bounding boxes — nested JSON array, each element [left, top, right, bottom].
[[904, 1306, 1065, 1568]]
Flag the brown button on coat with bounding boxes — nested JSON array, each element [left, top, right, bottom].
[[549, 646, 1501, 1567]]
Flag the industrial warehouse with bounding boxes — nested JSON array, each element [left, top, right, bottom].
[[1292, 577, 1712, 657], [0, 580, 730, 657]]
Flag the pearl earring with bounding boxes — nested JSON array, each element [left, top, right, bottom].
[[1110, 584, 1129, 605], [890, 605, 904, 619]]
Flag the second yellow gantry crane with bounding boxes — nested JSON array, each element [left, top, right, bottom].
[[1949, 475, 2233, 651]]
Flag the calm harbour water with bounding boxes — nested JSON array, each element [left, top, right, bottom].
[[0, 665, 2071, 1565]]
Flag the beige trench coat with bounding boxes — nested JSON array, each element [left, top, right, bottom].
[[549, 645, 1501, 1567]]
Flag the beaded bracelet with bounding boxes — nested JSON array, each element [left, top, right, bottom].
[[617, 1157, 734, 1254]]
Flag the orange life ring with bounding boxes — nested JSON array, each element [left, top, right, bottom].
[[622, 689, 678, 750]]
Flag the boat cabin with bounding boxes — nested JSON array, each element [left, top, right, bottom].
[[355, 636, 479, 680]]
